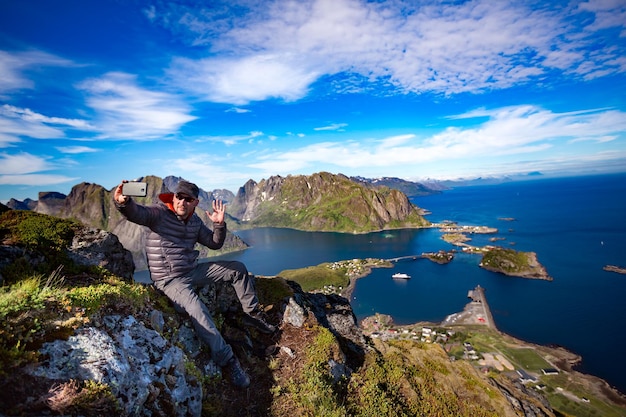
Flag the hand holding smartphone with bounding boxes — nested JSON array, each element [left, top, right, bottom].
[[122, 181, 148, 197]]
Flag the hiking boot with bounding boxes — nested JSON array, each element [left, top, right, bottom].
[[225, 356, 250, 388], [243, 309, 277, 334]]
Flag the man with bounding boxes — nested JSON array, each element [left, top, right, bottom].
[[114, 179, 276, 388]]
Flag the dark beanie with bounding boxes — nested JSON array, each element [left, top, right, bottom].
[[174, 180, 199, 199]]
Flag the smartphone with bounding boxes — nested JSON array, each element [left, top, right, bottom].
[[123, 181, 147, 197]]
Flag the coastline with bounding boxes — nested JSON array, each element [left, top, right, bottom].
[[338, 258, 626, 407]]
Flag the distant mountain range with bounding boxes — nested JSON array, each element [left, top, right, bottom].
[[5, 172, 434, 269]]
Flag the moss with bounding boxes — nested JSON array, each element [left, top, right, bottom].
[[254, 276, 294, 306], [64, 278, 149, 315], [284, 326, 349, 417], [0, 210, 83, 283]]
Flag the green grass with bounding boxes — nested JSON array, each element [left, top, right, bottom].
[[278, 264, 349, 292], [481, 248, 530, 272], [500, 347, 550, 371], [283, 326, 349, 417]]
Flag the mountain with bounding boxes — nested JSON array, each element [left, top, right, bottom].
[[350, 175, 445, 197], [229, 172, 430, 233], [8, 172, 431, 264], [27, 175, 247, 271], [6, 197, 37, 211]]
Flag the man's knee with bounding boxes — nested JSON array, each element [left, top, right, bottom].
[[231, 261, 248, 277]]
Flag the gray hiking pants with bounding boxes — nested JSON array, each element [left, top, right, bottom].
[[153, 260, 259, 366]]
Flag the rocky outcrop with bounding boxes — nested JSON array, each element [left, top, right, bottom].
[[68, 227, 135, 280], [35, 191, 66, 215], [28, 315, 202, 417], [0, 221, 134, 285], [6, 198, 37, 211], [229, 172, 430, 232]]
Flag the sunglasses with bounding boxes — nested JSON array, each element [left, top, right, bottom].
[[175, 193, 196, 203]]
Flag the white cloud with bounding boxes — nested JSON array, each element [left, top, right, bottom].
[[193, 130, 266, 145], [0, 152, 56, 175], [0, 174, 79, 186], [170, 55, 319, 104], [79, 72, 197, 139], [0, 105, 82, 147], [0, 50, 75, 94], [162, 0, 626, 104], [226, 107, 251, 113], [246, 105, 626, 172], [56, 146, 100, 154], [2, 105, 92, 129], [314, 123, 348, 131]]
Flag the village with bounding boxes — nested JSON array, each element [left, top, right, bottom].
[[358, 306, 594, 406]]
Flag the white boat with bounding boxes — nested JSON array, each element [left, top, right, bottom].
[[392, 273, 410, 279]]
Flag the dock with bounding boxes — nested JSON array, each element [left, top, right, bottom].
[[441, 285, 497, 329]]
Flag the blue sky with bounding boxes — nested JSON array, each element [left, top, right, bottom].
[[1, 0, 625, 202]]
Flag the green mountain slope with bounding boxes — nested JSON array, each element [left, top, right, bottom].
[[230, 172, 430, 233]]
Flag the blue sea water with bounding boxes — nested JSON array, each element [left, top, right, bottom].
[[185, 173, 626, 393]]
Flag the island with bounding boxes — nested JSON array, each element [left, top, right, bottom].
[[437, 222, 551, 280], [421, 250, 455, 264], [480, 247, 552, 280], [604, 265, 626, 275]]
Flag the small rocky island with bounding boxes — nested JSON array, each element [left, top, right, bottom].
[[604, 265, 626, 275], [422, 250, 455, 264], [435, 222, 551, 281], [480, 247, 552, 280]]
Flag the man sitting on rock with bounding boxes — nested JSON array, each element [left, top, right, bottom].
[[114, 179, 276, 388]]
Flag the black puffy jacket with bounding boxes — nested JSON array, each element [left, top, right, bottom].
[[115, 195, 226, 281]]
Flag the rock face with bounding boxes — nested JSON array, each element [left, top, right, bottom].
[[0, 220, 134, 284], [6, 198, 37, 211], [28, 315, 202, 417], [229, 172, 430, 232], [68, 227, 135, 280], [284, 283, 366, 368]]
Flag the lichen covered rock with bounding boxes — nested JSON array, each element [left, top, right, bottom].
[[29, 315, 202, 417]]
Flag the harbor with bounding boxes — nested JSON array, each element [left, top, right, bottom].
[[441, 285, 497, 330]]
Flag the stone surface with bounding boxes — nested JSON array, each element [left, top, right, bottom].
[[67, 227, 135, 280], [28, 315, 203, 417]]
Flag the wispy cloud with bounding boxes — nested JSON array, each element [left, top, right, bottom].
[[194, 130, 266, 145], [0, 152, 77, 186], [0, 50, 75, 94], [226, 107, 251, 113], [0, 173, 79, 186], [314, 123, 348, 131], [56, 146, 100, 154], [159, 0, 626, 104], [0, 152, 56, 175], [247, 105, 626, 174], [79, 72, 197, 139], [0, 104, 88, 147]]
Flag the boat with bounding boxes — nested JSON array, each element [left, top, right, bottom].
[[392, 273, 411, 279]]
